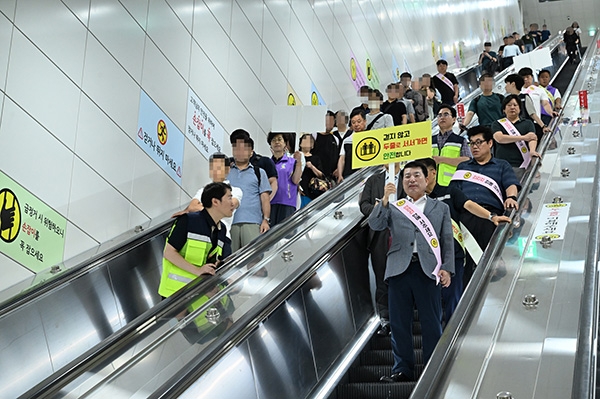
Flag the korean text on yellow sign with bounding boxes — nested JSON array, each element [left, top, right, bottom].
[[352, 121, 432, 168]]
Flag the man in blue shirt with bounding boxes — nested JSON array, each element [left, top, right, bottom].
[[450, 125, 520, 285], [228, 134, 272, 252]]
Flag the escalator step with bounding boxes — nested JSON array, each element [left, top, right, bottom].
[[349, 365, 392, 382], [336, 382, 416, 399], [369, 334, 422, 350], [360, 349, 423, 366]]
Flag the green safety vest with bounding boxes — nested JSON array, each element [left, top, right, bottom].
[[432, 137, 463, 186]]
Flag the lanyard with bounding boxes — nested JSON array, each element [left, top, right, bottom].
[[498, 118, 531, 168], [391, 198, 442, 284]]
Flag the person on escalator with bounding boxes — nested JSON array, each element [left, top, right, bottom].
[[449, 125, 521, 287], [537, 69, 562, 127], [564, 27, 580, 64], [159, 182, 234, 299], [369, 161, 454, 383]]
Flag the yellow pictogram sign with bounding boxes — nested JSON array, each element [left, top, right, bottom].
[[431, 238, 439, 248], [157, 119, 168, 145], [0, 188, 20, 243], [287, 93, 296, 106], [366, 59, 372, 80], [350, 58, 357, 81], [352, 121, 433, 168], [311, 92, 319, 106]]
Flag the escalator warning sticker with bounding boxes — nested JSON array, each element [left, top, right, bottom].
[[533, 202, 571, 242]]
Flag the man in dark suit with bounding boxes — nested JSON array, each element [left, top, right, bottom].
[[359, 164, 403, 335], [369, 161, 454, 382]]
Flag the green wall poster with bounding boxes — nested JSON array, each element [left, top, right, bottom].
[[0, 171, 66, 272]]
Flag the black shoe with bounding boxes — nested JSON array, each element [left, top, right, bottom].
[[380, 372, 413, 383], [377, 323, 391, 336]]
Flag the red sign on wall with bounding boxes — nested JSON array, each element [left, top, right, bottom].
[[456, 103, 465, 118], [579, 90, 589, 109]]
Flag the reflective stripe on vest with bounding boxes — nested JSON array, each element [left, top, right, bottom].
[[432, 142, 462, 186]]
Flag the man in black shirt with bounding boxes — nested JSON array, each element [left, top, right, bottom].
[[382, 83, 408, 125], [432, 59, 459, 105], [312, 110, 341, 180]]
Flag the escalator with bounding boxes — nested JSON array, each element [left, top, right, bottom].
[[0, 34, 572, 399]]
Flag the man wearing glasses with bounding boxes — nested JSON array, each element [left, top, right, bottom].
[[432, 104, 471, 186], [450, 125, 520, 285]]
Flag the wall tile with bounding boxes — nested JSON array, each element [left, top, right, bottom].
[[131, 148, 182, 217], [141, 40, 188, 133], [181, 139, 209, 199], [0, 0, 16, 21], [192, 0, 231, 75], [262, 7, 290, 77], [88, 0, 146, 83], [67, 157, 147, 243], [5, 29, 81, 150], [81, 34, 140, 139], [0, 252, 35, 293], [0, 13, 13, 92], [0, 98, 74, 217], [118, 0, 150, 30], [165, 0, 194, 33], [147, 0, 191, 79], [63, 221, 99, 263], [14, 0, 88, 86], [204, 0, 233, 35], [230, 1, 263, 76], [74, 95, 136, 197], [62, 0, 91, 25]]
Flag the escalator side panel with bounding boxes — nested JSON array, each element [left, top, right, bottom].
[[0, 232, 167, 398]]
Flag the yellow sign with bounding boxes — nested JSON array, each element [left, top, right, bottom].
[[350, 58, 357, 81], [0, 188, 20, 243], [352, 121, 432, 168], [287, 93, 296, 106], [157, 119, 168, 145], [311, 92, 319, 106], [366, 59, 372, 80]]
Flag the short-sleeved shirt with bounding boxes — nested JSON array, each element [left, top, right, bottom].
[[271, 153, 299, 207], [250, 152, 277, 180], [194, 180, 243, 238], [432, 72, 458, 104], [521, 85, 549, 118], [366, 112, 394, 130], [312, 132, 340, 178], [401, 98, 415, 118], [491, 118, 536, 167], [381, 100, 407, 125], [451, 157, 521, 212], [429, 184, 468, 260], [468, 93, 504, 127], [541, 85, 561, 115], [228, 164, 271, 225]]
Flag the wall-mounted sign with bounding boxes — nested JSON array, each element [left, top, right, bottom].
[[185, 88, 224, 160]]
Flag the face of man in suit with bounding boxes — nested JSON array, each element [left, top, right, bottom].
[[402, 166, 428, 201]]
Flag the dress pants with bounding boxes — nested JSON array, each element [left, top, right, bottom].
[[388, 259, 442, 378], [368, 229, 390, 321], [441, 255, 464, 324], [461, 210, 499, 288]]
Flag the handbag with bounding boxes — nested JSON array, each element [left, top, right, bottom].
[[308, 176, 332, 198]]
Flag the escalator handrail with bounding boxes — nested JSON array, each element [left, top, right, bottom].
[[21, 165, 377, 399], [410, 34, 590, 399], [571, 31, 600, 399]]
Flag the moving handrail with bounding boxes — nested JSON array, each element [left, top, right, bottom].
[[410, 32, 595, 399], [22, 164, 376, 398]]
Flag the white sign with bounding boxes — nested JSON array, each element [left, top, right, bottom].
[[185, 88, 224, 159], [533, 202, 571, 241]]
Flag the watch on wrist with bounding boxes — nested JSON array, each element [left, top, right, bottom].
[[264, 217, 270, 223], [488, 213, 496, 221], [507, 195, 518, 201]]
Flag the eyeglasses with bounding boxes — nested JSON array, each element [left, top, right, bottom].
[[468, 139, 487, 147], [437, 112, 453, 118]]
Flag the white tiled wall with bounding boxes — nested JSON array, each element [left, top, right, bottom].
[[521, 0, 599, 46], [0, 0, 524, 292]]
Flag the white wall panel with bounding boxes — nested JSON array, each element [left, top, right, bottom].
[[0, 98, 74, 217], [0, 14, 13, 92], [1, 0, 531, 290], [74, 96, 136, 197], [88, 0, 146, 84], [119, 0, 149, 30], [140, 40, 188, 132], [147, 0, 192, 80], [67, 157, 147, 243], [14, 0, 88, 86], [0, 252, 34, 293], [5, 30, 81, 151], [81, 35, 140, 139]]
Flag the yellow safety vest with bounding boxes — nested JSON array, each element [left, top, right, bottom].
[[432, 141, 462, 186]]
